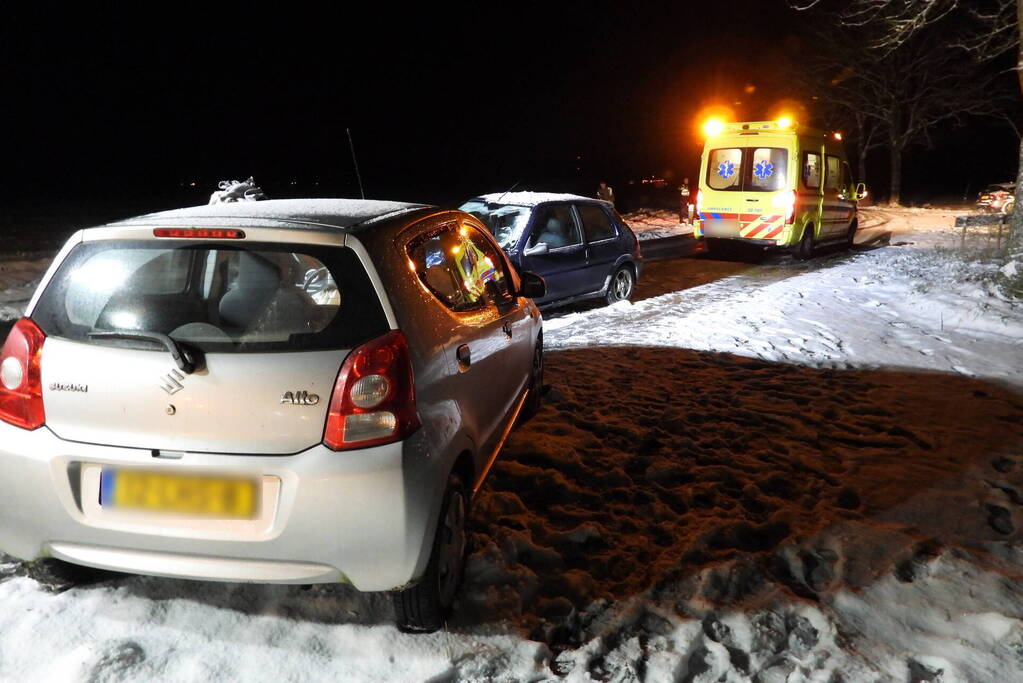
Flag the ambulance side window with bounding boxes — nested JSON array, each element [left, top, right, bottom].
[[824, 155, 842, 191], [708, 148, 743, 191], [803, 152, 822, 189]]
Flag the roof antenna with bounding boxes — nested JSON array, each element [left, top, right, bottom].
[[346, 127, 366, 199], [496, 180, 521, 203]]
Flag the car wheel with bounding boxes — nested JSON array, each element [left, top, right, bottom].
[[605, 266, 634, 305], [393, 473, 468, 633], [795, 224, 815, 260], [521, 334, 544, 421], [1004, 199, 1015, 216], [845, 218, 858, 249]]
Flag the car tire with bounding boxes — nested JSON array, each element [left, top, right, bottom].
[[605, 266, 635, 305], [845, 218, 858, 249], [393, 473, 468, 633], [795, 224, 815, 260], [1005, 199, 1015, 216], [521, 334, 544, 421]]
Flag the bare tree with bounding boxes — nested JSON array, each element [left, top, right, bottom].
[[792, 0, 1022, 250], [790, 21, 1006, 204]]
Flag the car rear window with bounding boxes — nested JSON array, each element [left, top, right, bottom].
[[32, 241, 388, 352]]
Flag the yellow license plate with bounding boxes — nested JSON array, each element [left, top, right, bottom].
[[100, 469, 259, 518]]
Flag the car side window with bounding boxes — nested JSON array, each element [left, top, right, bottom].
[[824, 155, 841, 191], [576, 204, 617, 242], [406, 224, 509, 312], [803, 152, 821, 189], [527, 204, 582, 249]]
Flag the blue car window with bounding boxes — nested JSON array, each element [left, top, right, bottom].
[[527, 204, 581, 249], [577, 204, 617, 242]]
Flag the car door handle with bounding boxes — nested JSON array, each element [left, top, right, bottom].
[[456, 344, 471, 371]]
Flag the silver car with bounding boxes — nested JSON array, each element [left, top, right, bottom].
[[0, 199, 545, 632]]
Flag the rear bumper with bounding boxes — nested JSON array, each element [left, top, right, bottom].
[[695, 223, 797, 246], [0, 422, 445, 591]]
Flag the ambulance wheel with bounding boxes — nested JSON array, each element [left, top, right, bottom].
[[845, 218, 858, 249], [795, 225, 816, 260], [393, 473, 468, 633], [605, 266, 634, 305]]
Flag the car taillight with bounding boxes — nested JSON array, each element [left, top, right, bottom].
[[0, 318, 46, 430], [773, 190, 797, 223], [323, 330, 421, 450]]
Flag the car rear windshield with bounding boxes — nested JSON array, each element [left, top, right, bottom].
[[707, 147, 788, 192], [32, 241, 389, 352], [458, 200, 532, 250]]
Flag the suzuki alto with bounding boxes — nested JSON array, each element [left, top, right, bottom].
[[0, 198, 546, 632]]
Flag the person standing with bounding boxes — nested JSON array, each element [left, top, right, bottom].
[[678, 177, 692, 224], [597, 181, 615, 206]]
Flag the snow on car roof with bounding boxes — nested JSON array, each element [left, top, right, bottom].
[[103, 198, 431, 231], [472, 191, 604, 207]]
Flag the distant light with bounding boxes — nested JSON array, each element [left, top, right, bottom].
[[834, 132, 843, 141], [703, 118, 726, 137], [451, 245, 462, 255], [777, 116, 793, 129], [744, 84, 756, 94]]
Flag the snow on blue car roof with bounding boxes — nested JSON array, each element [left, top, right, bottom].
[[472, 191, 604, 207], [103, 198, 432, 231]]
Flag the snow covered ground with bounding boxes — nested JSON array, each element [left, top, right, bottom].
[[0, 257, 50, 324], [1, 209, 1022, 681], [622, 209, 694, 241]]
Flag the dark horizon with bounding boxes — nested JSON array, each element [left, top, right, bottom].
[[4, 1, 1018, 222]]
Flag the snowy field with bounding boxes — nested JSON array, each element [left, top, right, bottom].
[[1, 209, 1022, 681]]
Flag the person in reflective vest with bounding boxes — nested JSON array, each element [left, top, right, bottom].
[[454, 238, 498, 300]]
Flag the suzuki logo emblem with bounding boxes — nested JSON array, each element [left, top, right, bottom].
[[280, 390, 320, 406], [160, 369, 186, 395]]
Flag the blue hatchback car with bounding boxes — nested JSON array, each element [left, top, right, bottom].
[[459, 192, 643, 309]]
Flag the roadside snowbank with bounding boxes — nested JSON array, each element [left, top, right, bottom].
[[0, 258, 50, 322], [544, 238, 1023, 385], [622, 209, 693, 241]]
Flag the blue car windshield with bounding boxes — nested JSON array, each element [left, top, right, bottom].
[[458, 201, 532, 250]]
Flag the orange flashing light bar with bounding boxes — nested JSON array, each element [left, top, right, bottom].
[[153, 228, 246, 239]]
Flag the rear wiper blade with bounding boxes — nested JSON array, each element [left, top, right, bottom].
[[88, 330, 198, 374]]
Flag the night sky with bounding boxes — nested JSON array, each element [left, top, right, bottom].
[[4, 1, 1018, 219]]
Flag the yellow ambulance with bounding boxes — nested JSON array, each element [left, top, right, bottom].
[[694, 119, 866, 258]]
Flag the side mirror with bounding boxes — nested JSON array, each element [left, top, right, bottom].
[[484, 279, 516, 313], [856, 182, 868, 200], [518, 271, 546, 299], [523, 242, 549, 257]]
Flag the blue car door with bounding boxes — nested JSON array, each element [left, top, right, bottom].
[[520, 203, 588, 303], [575, 202, 621, 294]]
